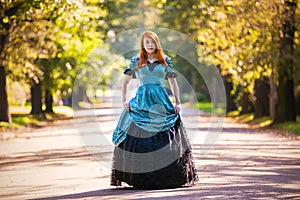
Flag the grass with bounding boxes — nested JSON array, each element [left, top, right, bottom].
[[273, 118, 300, 135], [227, 111, 300, 135], [186, 101, 226, 115], [0, 105, 73, 132], [196, 102, 212, 113], [3, 102, 300, 136]]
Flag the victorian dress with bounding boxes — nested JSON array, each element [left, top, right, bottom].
[[110, 55, 198, 189]]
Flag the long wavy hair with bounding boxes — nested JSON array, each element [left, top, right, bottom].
[[135, 31, 167, 69]]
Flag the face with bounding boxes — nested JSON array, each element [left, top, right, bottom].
[[143, 36, 157, 54]]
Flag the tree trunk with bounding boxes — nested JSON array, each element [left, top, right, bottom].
[[239, 91, 254, 115], [44, 89, 54, 113], [0, 20, 11, 122], [253, 77, 270, 118], [269, 70, 277, 121], [275, 0, 297, 123], [0, 66, 10, 122], [295, 88, 300, 115], [224, 74, 237, 113], [30, 80, 43, 114]]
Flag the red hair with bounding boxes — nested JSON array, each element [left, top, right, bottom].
[[135, 31, 167, 69]]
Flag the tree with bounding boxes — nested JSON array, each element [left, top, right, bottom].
[[1, 0, 108, 118], [0, 1, 20, 122], [154, 0, 299, 122], [0, 64, 10, 122], [0, 0, 71, 118], [53, 0, 108, 108], [103, 0, 149, 32], [253, 77, 270, 118], [275, 0, 298, 122]]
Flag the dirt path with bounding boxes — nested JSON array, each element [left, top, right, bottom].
[[0, 106, 299, 200]]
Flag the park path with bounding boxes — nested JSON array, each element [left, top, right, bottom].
[[0, 104, 300, 200]]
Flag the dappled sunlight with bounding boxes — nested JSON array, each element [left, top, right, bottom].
[[1, 105, 300, 199], [1, 0, 300, 198]]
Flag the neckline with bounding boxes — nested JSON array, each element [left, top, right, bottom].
[[147, 60, 160, 64], [148, 59, 159, 63], [146, 62, 160, 71]]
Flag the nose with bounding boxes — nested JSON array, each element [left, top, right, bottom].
[[150, 42, 155, 48]]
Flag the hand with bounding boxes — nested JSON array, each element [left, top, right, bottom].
[[174, 103, 181, 114], [123, 102, 130, 112]]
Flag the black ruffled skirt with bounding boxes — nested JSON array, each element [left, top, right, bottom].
[[110, 117, 198, 189]]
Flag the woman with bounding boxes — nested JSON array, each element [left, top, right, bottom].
[[111, 31, 198, 189]]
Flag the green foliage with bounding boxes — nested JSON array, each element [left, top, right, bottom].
[[151, 0, 299, 123], [39, 0, 108, 98], [1, 0, 121, 114], [274, 117, 300, 135], [2, 0, 73, 81], [187, 101, 212, 113], [195, 0, 280, 95], [103, 0, 150, 30], [2, 0, 300, 124], [1, 0, 109, 93], [196, 102, 213, 113], [229, 111, 300, 135]]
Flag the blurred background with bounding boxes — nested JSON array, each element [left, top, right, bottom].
[[0, 0, 299, 133]]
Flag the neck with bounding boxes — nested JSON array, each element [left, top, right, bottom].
[[147, 53, 156, 59]]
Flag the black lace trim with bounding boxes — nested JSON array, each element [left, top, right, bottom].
[[165, 72, 177, 80], [124, 68, 136, 78], [110, 117, 198, 189], [111, 149, 198, 189]]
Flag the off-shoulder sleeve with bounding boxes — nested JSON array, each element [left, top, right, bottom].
[[164, 55, 177, 80], [123, 56, 138, 79]]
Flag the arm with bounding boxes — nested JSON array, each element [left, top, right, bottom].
[[122, 75, 131, 111], [168, 78, 181, 114]]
